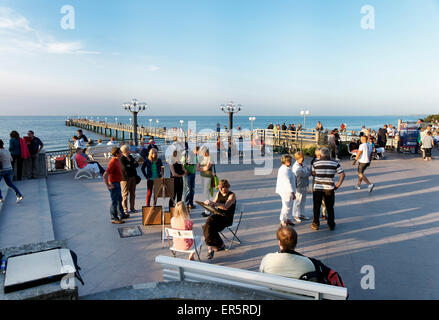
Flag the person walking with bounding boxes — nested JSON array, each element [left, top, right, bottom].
[[103, 147, 129, 224], [0, 139, 23, 203], [120, 144, 139, 214], [182, 146, 198, 209], [421, 131, 434, 161], [353, 135, 374, 192], [141, 148, 163, 206], [292, 152, 311, 222], [310, 148, 345, 231], [197, 147, 213, 217], [9, 131, 22, 181], [26, 130, 44, 179], [275, 154, 296, 227]]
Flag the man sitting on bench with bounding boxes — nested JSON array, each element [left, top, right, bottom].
[[260, 226, 316, 279]]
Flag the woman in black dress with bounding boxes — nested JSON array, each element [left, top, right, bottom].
[[202, 179, 236, 259]]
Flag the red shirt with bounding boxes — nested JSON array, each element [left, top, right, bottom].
[[107, 157, 122, 183], [75, 154, 88, 169]]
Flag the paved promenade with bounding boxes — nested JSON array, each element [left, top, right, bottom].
[[38, 149, 439, 299]]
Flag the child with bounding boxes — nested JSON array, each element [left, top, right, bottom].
[[170, 201, 195, 260], [292, 152, 311, 222]]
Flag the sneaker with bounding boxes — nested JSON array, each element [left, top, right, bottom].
[[299, 215, 311, 220], [310, 223, 319, 231], [354, 185, 361, 190], [368, 184, 374, 193], [130, 209, 137, 213], [16, 196, 23, 203], [121, 214, 130, 219], [294, 217, 302, 223], [112, 219, 125, 224]]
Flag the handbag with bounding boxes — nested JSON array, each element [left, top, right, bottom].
[[135, 175, 141, 185]]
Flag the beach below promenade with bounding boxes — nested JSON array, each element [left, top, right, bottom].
[[30, 148, 439, 299]]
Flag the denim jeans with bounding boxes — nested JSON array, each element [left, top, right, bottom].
[[185, 173, 196, 206], [109, 182, 124, 220], [0, 169, 22, 199]]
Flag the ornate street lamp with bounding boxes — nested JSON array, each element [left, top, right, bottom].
[[300, 110, 310, 129], [123, 98, 147, 146], [220, 101, 242, 160]]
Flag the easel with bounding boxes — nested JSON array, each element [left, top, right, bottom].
[[152, 166, 175, 247]]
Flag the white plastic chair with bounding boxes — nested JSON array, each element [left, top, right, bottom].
[[165, 228, 203, 261], [347, 144, 357, 160], [72, 156, 94, 180], [219, 205, 244, 250]]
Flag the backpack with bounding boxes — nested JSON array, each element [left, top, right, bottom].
[[300, 257, 346, 288], [287, 250, 346, 288]]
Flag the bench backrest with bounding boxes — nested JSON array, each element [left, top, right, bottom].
[[165, 228, 195, 240], [87, 145, 115, 155], [155, 255, 348, 300]]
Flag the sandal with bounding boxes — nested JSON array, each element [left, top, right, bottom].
[[207, 250, 214, 260], [215, 245, 226, 252]]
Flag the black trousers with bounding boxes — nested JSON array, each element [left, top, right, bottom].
[[11, 155, 23, 181], [203, 214, 232, 248], [169, 177, 183, 208], [313, 189, 335, 227]]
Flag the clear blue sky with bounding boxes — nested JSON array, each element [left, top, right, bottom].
[[0, 0, 438, 116]]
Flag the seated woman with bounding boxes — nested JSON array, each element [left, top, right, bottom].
[[74, 148, 105, 177], [202, 179, 236, 259], [170, 201, 195, 260]]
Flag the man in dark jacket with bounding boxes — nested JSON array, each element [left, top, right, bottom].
[[377, 125, 388, 148], [27, 130, 44, 179]]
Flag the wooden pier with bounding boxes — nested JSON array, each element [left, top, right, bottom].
[[66, 118, 325, 149]]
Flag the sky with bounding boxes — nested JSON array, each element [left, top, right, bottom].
[[0, 0, 438, 116]]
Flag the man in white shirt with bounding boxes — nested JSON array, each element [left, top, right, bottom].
[[353, 135, 374, 192], [260, 226, 315, 280]]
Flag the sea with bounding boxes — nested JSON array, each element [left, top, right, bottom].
[[0, 115, 422, 151]]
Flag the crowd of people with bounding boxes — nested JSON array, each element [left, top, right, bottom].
[[0, 130, 45, 204]]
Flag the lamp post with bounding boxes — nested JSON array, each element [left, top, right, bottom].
[[220, 101, 242, 161], [156, 119, 159, 136], [115, 117, 118, 124], [123, 98, 147, 146], [300, 110, 310, 129], [249, 116, 256, 135], [149, 119, 153, 134]]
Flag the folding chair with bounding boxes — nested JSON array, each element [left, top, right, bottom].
[[219, 205, 244, 250], [165, 228, 203, 261]]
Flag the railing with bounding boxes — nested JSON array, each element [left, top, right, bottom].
[[45, 149, 74, 174]]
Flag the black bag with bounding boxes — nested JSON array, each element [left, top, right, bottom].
[[69, 250, 85, 286], [135, 175, 141, 185]]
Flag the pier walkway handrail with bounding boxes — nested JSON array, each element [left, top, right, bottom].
[[66, 119, 325, 148]]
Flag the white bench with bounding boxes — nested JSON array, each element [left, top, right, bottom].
[[155, 255, 348, 300], [72, 156, 94, 180]]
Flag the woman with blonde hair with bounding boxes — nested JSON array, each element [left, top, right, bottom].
[[197, 146, 213, 217], [275, 154, 296, 227], [141, 148, 163, 206], [170, 201, 195, 260], [120, 144, 139, 214]]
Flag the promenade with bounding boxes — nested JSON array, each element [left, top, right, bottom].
[[1, 149, 438, 299]]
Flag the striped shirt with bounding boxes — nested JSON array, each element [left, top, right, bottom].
[[312, 160, 344, 191]]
